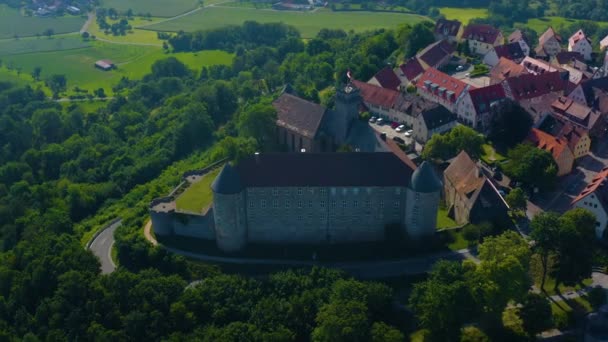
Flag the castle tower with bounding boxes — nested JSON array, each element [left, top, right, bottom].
[[332, 83, 361, 143], [405, 161, 442, 238], [211, 163, 247, 252]]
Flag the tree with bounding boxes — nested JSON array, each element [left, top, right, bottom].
[[94, 88, 106, 98], [81, 32, 90, 40], [237, 103, 277, 150], [555, 208, 596, 286], [487, 100, 532, 148], [370, 322, 403, 342], [504, 143, 557, 191], [46, 74, 67, 96], [404, 22, 435, 58], [530, 212, 560, 289], [518, 293, 552, 337], [31, 66, 42, 81], [44, 28, 54, 38], [460, 326, 489, 342], [312, 301, 369, 342], [150, 57, 192, 79], [505, 187, 527, 212], [422, 125, 484, 160]]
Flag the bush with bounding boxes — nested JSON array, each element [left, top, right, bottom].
[[588, 286, 607, 309], [359, 111, 371, 121], [552, 309, 574, 330]]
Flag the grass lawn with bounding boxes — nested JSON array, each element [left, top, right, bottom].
[[529, 254, 593, 296], [89, 17, 164, 45], [436, 206, 457, 229], [100, 0, 200, 17], [445, 229, 471, 251], [517, 16, 608, 34], [481, 143, 507, 165], [175, 167, 221, 212], [0, 5, 85, 39], [0, 35, 90, 55], [1, 41, 232, 95], [60, 100, 110, 113], [141, 7, 429, 38], [438, 7, 488, 24], [410, 329, 431, 342]]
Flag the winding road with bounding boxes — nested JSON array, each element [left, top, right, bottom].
[[88, 219, 122, 274]]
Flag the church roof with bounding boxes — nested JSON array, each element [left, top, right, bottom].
[[234, 152, 415, 188], [273, 93, 326, 139], [211, 163, 243, 194], [410, 161, 442, 193]]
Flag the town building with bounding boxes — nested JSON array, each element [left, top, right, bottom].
[[489, 57, 528, 84], [443, 151, 510, 225], [568, 29, 593, 61], [462, 24, 504, 56], [521, 56, 567, 78], [502, 71, 566, 101], [567, 77, 608, 109], [550, 96, 606, 138], [467, 83, 506, 130], [483, 42, 525, 67], [508, 29, 531, 57], [416, 68, 475, 123], [536, 27, 562, 59], [412, 106, 457, 142], [368, 66, 401, 91], [152, 152, 443, 253], [572, 168, 608, 240], [539, 117, 591, 159], [526, 128, 575, 176], [433, 18, 463, 43], [415, 39, 455, 70], [95, 60, 115, 71], [397, 58, 425, 87]]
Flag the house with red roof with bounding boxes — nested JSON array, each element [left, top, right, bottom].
[[526, 128, 574, 176], [536, 27, 562, 59], [463, 24, 504, 56], [539, 116, 591, 159], [489, 57, 528, 84], [508, 29, 530, 57], [502, 71, 566, 101], [550, 96, 606, 138], [397, 58, 425, 87], [416, 68, 475, 122], [466, 84, 506, 130], [572, 167, 608, 239], [434, 18, 463, 43], [415, 39, 455, 70], [367, 66, 401, 91], [483, 42, 525, 67], [568, 29, 593, 61]]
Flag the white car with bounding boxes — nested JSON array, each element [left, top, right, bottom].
[[404, 129, 413, 137], [395, 125, 405, 132], [456, 65, 464, 71], [376, 118, 384, 125], [369, 116, 377, 123]]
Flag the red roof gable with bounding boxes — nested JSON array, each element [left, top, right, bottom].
[[434, 19, 462, 37], [573, 167, 608, 204], [416, 40, 454, 68], [399, 58, 425, 82], [463, 24, 501, 44], [569, 29, 591, 47], [527, 128, 569, 161], [494, 42, 524, 61], [371, 66, 401, 90], [490, 57, 528, 83], [539, 27, 562, 46], [504, 72, 565, 100], [351, 79, 399, 108], [469, 84, 506, 115], [416, 67, 472, 104]]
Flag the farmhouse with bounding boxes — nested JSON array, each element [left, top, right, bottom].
[[568, 29, 593, 61], [397, 58, 425, 86], [508, 29, 530, 57], [483, 42, 525, 67], [95, 60, 115, 71], [539, 117, 591, 159], [462, 24, 504, 56], [415, 39, 455, 70]]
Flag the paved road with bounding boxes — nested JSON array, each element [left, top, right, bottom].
[[89, 220, 122, 274]]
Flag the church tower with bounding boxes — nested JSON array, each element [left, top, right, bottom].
[[405, 161, 442, 238], [331, 83, 361, 144]]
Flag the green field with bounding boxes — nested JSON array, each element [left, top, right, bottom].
[[0, 35, 90, 55], [0, 5, 85, 39], [437, 207, 457, 229], [1, 41, 233, 94], [175, 167, 221, 212], [101, 0, 200, 17], [438, 7, 488, 24], [141, 7, 429, 38]]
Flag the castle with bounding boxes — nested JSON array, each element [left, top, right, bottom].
[[151, 152, 442, 253]]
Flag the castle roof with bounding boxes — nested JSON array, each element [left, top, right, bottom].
[[416, 67, 471, 104], [234, 152, 415, 188], [410, 161, 442, 193], [211, 163, 242, 194], [469, 84, 506, 115], [273, 93, 326, 139], [504, 71, 565, 100]]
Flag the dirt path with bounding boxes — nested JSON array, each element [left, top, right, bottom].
[[80, 12, 94, 34]]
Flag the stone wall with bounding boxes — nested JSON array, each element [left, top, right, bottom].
[[173, 211, 216, 240], [405, 188, 440, 238]]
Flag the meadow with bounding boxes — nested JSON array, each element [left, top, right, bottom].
[[0, 5, 85, 39], [89, 17, 164, 45], [141, 7, 429, 38], [518, 16, 608, 34], [0, 35, 90, 55], [100, 0, 200, 17], [0, 41, 233, 95], [438, 7, 488, 24]]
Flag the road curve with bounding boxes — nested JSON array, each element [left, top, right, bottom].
[[89, 220, 122, 274]]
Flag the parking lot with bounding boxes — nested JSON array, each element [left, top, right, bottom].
[[367, 119, 423, 153]]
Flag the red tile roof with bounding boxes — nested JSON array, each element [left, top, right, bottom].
[[463, 24, 501, 44], [489, 57, 528, 83], [508, 29, 528, 44], [572, 167, 608, 204], [521, 56, 565, 75], [504, 71, 565, 100], [569, 29, 591, 47], [556, 51, 585, 65], [469, 84, 506, 115], [399, 58, 425, 82], [416, 67, 472, 104], [557, 121, 588, 152], [370, 66, 401, 90], [352, 79, 399, 108], [273, 93, 326, 139], [527, 128, 569, 162], [551, 96, 591, 121], [494, 42, 524, 61], [416, 40, 454, 68], [434, 19, 462, 37], [539, 27, 562, 46]]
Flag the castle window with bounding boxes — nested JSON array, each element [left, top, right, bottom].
[[308, 200, 313, 208], [273, 200, 278, 208], [298, 188, 303, 195], [342, 200, 347, 208], [285, 200, 290, 209], [342, 188, 348, 195], [353, 200, 358, 208], [273, 188, 279, 196], [331, 188, 336, 196], [320, 188, 327, 195], [309, 188, 315, 194], [380, 200, 384, 209], [307, 213, 313, 220], [393, 201, 400, 209], [353, 187, 359, 195], [298, 200, 302, 209], [249, 201, 255, 209], [284, 189, 290, 195], [366, 200, 371, 208], [331, 200, 337, 208], [298, 214, 303, 221], [321, 201, 326, 208], [261, 200, 266, 208]]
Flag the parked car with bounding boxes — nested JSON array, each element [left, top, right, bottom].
[[393, 136, 405, 144], [456, 65, 464, 71], [404, 129, 413, 137], [391, 122, 399, 129], [369, 116, 377, 123], [396, 125, 405, 132], [376, 118, 384, 125]]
